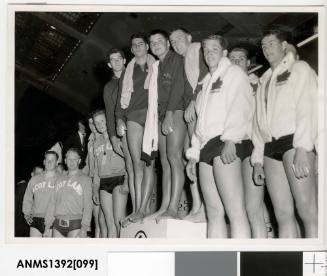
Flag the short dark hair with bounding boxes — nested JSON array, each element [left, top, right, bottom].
[[149, 29, 169, 41], [66, 147, 82, 159], [229, 47, 249, 59], [202, 34, 228, 50], [262, 28, 290, 43], [169, 27, 191, 36], [131, 32, 148, 44], [92, 109, 106, 120], [44, 150, 59, 160], [107, 47, 125, 63]]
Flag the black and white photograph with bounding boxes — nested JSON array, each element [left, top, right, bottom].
[[8, 4, 325, 244]]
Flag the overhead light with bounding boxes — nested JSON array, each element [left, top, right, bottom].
[[50, 25, 57, 30]]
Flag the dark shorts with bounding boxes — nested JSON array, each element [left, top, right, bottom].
[[126, 108, 147, 127], [30, 217, 46, 234], [99, 175, 125, 194], [199, 136, 254, 166], [264, 134, 294, 161], [158, 103, 185, 122], [53, 218, 81, 237]]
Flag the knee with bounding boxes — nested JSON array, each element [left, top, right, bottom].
[[167, 147, 183, 164], [160, 156, 170, 170], [205, 204, 225, 222], [274, 206, 295, 223], [132, 158, 144, 171]]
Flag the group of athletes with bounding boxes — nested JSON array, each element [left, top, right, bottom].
[[22, 27, 318, 239]]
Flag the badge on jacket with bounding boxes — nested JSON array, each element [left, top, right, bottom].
[[210, 77, 223, 93]]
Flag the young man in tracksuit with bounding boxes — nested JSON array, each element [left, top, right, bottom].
[[44, 148, 93, 238], [103, 48, 132, 213], [22, 151, 60, 237], [186, 34, 252, 238], [252, 29, 318, 238], [93, 110, 128, 238]]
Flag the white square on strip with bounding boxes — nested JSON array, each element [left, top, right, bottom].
[[303, 252, 327, 276], [107, 252, 175, 276]]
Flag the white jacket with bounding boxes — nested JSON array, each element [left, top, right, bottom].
[[251, 52, 318, 165], [186, 57, 253, 162]]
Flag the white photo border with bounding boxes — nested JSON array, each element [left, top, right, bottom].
[[5, 3, 327, 251]]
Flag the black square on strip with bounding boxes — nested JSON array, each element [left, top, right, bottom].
[[176, 252, 237, 276], [241, 252, 303, 276]]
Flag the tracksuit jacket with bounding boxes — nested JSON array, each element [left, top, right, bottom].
[[44, 170, 93, 232], [186, 57, 253, 162], [251, 52, 318, 165], [22, 172, 59, 218]]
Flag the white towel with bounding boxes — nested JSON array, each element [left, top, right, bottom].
[[142, 61, 160, 158], [121, 54, 156, 108], [196, 57, 230, 139], [185, 42, 201, 91]]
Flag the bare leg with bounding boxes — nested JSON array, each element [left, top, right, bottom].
[[183, 120, 206, 222], [30, 227, 43, 237], [199, 162, 227, 238], [127, 121, 144, 213], [158, 110, 187, 220], [100, 190, 117, 238], [283, 149, 317, 238], [121, 135, 135, 214], [242, 156, 267, 238], [263, 202, 275, 238], [53, 228, 64, 238], [131, 161, 155, 223], [98, 207, 107, 238], [93, 204, 100, 238], [112, 185, 128, 237], [143, 124, 171, 222], [213, 157, 251, 238], [67, 229, 81, 238], [264, 156, 298, 238]]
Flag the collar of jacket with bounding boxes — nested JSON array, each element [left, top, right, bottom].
[[260, 51, 296, 83]]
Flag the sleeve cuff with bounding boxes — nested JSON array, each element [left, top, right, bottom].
[[220, 134, 241, 144], [81, 223, 89, 232], [185, 147, 200, 162], [293, 140, 314, 153], [250, 148, 264, 166]]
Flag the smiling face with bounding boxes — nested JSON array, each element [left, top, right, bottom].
[[169, 30, 191, 56], [108, 52, 125, 72], [65, 150, 81, 171], [203, 39, 227, 72], [93, 113, 107, 134], [149, 33, 170, 60], [43, 153, 58, 171], [131, 37, 148, 58], [229, 50, 249, 73], [261, 34, 286, 68]]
